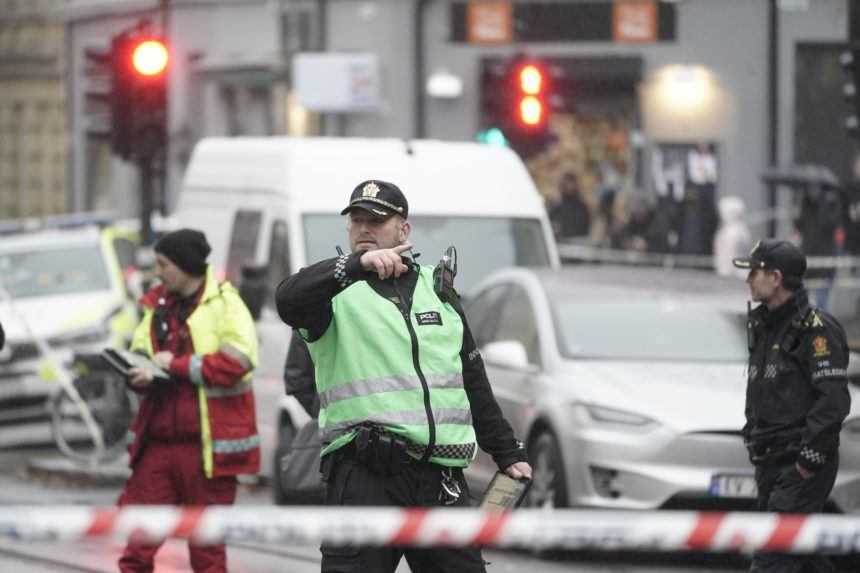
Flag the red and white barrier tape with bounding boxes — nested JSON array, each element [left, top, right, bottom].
[[2, 507, 860, 553]]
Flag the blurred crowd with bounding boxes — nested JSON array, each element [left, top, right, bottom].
[[540, 135, 729, 258], [534, 115, 860, 296]]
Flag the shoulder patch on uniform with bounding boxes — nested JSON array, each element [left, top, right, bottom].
[[812, 335, 830, 358], [806, 310, 825, 329]]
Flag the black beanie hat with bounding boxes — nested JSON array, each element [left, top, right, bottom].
[[154, 228, 211, 277]]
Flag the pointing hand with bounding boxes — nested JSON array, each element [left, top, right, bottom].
[[360, 244, 413, 279]]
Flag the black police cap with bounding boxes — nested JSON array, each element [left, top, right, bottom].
[[732, 239, 807, 279], [340, 180, 408, 219]]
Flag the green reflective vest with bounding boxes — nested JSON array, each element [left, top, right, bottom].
[[307, 266, 477, 467]]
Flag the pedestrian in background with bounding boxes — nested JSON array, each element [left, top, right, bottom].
[[713, 195, 751, 278], [687, 142, 720, 255], [733, 239, 850, 573], [276, 179, 532, 573], [549, 171, 591, 239], [611, 193, 658, 252], [118, 228, 260, 573], [795, 185, 841, 311], [841, 155, 860, 256]]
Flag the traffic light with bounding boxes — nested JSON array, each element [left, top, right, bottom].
[[514, 62, 549, 131], [478, 56, 553, 157], [840, 45, 860, 138], [83, 46, 113, 141], [110, 27, 169, 160]]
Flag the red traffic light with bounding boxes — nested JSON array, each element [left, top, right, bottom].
[[519, 64, 544, 95], [109, 29, 169, 160], [513, 61, 548, 129], [518, 95, 544, 127], [132, 39, 168, 76]]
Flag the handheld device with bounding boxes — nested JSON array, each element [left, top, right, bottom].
[[101, 348, 170, 382], [480, 471, 532, 511], [433, 246, 458, 303]]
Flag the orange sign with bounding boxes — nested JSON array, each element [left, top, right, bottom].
[[467, 1, 513, 45], [613, 0, 657, 44]]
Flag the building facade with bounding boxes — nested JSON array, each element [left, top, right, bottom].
[[61, 0, 850, 240], [0, 0, 67, 218]]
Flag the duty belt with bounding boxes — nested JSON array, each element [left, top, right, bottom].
[[335, 426, 476, 474], [747, 440, 800, 465]]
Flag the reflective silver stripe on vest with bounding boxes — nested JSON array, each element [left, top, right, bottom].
[[221, 343, 253, 371], [320, 407, 472, 443], [205, 383, 253, 398], [189, 354, 205, 385], [319, 372, 464, 409], [212, 434, 260, 454]]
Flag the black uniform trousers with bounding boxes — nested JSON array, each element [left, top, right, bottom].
[[320, 453, 487, 573], [750, 454, 839, 573]]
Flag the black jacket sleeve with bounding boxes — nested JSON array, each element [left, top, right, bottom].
[[451, 297, 528, 470], [283, 333, 319, 418], [275, 252, 365, 341], [798, 312, 851, 472]]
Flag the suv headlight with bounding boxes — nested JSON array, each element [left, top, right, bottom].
[[574, 403, 659, 429]]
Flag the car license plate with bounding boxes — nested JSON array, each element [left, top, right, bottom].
[[709, 474, 757, 498]]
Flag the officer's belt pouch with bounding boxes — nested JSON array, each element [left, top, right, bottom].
[[354, 426, 411, 475]]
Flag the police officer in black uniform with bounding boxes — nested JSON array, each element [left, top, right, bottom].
[[276, 180, 531, 573], [733, 240, 850, 573]]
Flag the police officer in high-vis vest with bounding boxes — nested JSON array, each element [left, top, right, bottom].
[[118, 229, 260, 573], [276, 180, 532, 573], [734, 239, 850, 573]]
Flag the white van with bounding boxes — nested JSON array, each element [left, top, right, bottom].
[[175, 136, 560, 494]]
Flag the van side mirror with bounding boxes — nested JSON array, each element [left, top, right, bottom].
[[239, 263, 269, 321]]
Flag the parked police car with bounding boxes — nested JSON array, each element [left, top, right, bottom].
[[0, 218, 139, 425]]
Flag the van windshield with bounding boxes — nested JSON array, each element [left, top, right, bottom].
[[303, 215, 551, 291]]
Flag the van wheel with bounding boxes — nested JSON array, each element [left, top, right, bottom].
[[272, 420, 296, 505]]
